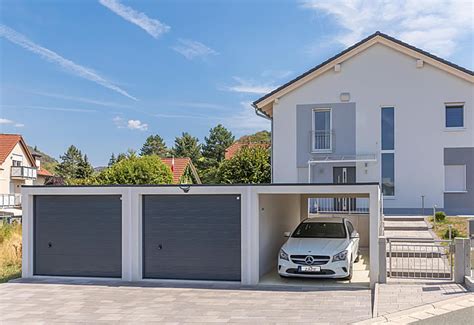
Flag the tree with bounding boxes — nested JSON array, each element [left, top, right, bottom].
[[140, 134, 169, 157], [77, 154, 94, 178], [108, 153, 116, 167], [91, 155, 173, 185], [202, 124, 234, 167], [56, 145, 84, 179], [172, 132, 201, 163], [216, 146, 270, 184], [238, 130, 271, 144]]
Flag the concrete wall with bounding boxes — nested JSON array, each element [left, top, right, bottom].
[[258, 194, 301, 277], [272, 43, 474, 212]]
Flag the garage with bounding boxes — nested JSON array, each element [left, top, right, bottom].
[[142, 194, 241, 281], [34, 195, 122, 277]]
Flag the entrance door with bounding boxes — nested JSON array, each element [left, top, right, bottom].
[[333, 167, 356, 212]]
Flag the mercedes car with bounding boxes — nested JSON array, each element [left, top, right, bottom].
[[278, 217, 360, 280]]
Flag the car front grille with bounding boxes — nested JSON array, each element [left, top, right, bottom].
[[286, 268, 335, 275], [290, 255, 331, 266]]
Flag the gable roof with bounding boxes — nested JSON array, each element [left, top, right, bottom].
[[161, 158, 201, 184], [0, 134, 37, 166], [253, 31, 474, 117]]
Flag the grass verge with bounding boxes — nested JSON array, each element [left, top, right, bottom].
[[0, 222, 22, 283], [427, 216, 468, 240]]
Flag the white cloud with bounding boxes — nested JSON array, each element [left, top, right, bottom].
[[0, 24, 137, 100], [301, 0, 474, 57], [0, 118, 24, 127], [261, 69, 293, 79], [113, 116, 148, 131], [32, 91, 133, 108], [2, 104, 97, 113], [99, 0, 170, 39], [225, 77, 276, 95], [220, 102, 270, 134], [172, 39, 218, 60]]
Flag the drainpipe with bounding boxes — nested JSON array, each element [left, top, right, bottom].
[[252, 103, 273, 183]]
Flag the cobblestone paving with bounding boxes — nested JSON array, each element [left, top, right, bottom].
[[0, 279, 372, 324]]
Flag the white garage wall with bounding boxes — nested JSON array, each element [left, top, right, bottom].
[[258, 194, 301, 277]]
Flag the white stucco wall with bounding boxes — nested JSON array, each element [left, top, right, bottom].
[[0, 143, 35, 195], [272, 43, 474, 210]]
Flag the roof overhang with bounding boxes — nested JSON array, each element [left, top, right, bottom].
[[308, 154, 377, 164], [253, 32, 474, 118]]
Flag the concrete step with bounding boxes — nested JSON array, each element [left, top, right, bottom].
[[386, 270, 451, 278], [384, 230, 434, 239], [384, 220, 429, 231], [383, 216, 425, 222]]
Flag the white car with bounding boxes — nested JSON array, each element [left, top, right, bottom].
[[278, 217, 360, 280]]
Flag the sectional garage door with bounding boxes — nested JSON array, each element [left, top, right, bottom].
[[143, 194, 241, 281], [34, 195, 122, 277]]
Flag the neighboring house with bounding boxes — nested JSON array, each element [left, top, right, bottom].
[[225, 142, 269, 160], [0, 134, 53, 216], [161, 157, 201, 184], [253, 31, 474, 215]]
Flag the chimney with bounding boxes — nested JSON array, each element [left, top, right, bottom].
[[32, 153, 41, 170]]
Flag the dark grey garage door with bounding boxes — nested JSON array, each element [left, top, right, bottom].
[[34, 195, 122, 277], [143, 195, 241, 281]]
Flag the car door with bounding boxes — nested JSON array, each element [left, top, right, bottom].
[[346, 221, 359, 260]]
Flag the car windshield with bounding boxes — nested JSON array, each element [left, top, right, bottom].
[[292, 222, 346, 238]]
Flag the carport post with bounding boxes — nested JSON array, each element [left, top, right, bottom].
[[21, 190, 34, 278], [378, 236, 387, 283], [121, 188, 133, 282], [369, 186, 381, 289]]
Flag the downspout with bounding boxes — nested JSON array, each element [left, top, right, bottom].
[[252, 103, 273, 183]]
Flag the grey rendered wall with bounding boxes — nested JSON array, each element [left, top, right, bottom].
[[143, 194, 241, 281], [296, 103, 356, 168], [34, 195, 122, 277], [444, 147, 474, 215]]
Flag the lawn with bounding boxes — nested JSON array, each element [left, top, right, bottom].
[[427, 216, 469, 240], [0, 222, 22, 283]]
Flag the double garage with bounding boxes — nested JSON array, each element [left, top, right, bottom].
[[23, 184, 382, 287]]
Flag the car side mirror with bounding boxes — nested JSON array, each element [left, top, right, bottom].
[[350, 232, 360, 239], [283, 232, 291, 238]]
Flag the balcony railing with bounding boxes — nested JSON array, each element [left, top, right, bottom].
[[0, 194, 21, 208], [11, 166, 37, 180], [311, 130, 332, 152], [308, 197, 369, 214]]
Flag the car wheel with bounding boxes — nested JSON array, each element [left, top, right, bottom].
[[345, 261, 353, 281]]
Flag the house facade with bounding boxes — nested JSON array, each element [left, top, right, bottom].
[[253, 32, 474, 215], [0, 134, 52, 216]]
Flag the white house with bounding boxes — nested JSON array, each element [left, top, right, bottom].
[[253, 32, 474, 215]]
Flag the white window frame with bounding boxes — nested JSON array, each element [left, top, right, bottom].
[[311, 108, 332, 153], [444, 165, 467, 193], [444, 103, 465, 130], [381, 106, 395, 198]]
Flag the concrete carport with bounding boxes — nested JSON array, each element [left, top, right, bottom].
[[21, 183, 381, 288]]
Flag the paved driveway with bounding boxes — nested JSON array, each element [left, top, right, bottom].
[[0, 279, 372, 324]]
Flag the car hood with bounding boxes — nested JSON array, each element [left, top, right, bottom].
[[282, 237, 349, 256]]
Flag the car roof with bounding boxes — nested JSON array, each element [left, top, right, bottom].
[[303, 217, 345, 223]]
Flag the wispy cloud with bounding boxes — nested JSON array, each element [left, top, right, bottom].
[[225, 77, 276, 95], [99, 0, 170, 39], [2, 104, 97, 113], [32, 91, 133, 108], [301, 0, 474, 57], [172, 39, 218, 60], [113, 116, 148, 131], [166, 101, 229, 111], [154, 113, 213, 120], [261, 69, 293, 79], [220, 102, 270, 134], [0, 118, 24, 128], [0, 24, 137, 100]]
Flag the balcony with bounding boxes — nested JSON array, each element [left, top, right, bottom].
[[0, 194, 21, 208], [11, 166, 37, 180], [311, 130, 333, 153]]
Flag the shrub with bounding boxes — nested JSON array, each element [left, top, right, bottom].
[[443, 227, 460, 239], [435, 211, 446, 222]]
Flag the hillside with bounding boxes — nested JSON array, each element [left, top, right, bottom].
[[28, 145, 58, 174], [238, 130, 271, 144]]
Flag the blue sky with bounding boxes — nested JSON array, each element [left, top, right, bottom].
[[1, 0, 473, 166]]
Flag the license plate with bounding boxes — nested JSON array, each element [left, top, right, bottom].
[[300, 266, 321, 272]]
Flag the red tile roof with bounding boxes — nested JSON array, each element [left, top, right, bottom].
[[0, 134, 36, 166], [161, 158, 197, 184], [224, 142, 269, 160], [37, 168, 53, 177]]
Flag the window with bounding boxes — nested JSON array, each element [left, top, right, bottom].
[[445, 105, 464, 128], [292, 222, 346, 239], [312, 109, 331, 151], [445, 165, 466, 192], [346, 221, 354, 236], [381, 107, 395, 196]]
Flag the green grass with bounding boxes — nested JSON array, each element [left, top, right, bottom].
[[427, 216, 468, 240], [0, 223, 22, 283]]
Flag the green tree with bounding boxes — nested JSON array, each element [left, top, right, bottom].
[[140, 134, 169, 157], [108, 153, 116, 167], [56, 145, 84, 179], [90, 155, 173, 185], [77, 154, 94, 178], [216, 146, 270, 184], [202, 124, 234, 167], [238, 130, 271, 144], [172, 132, 201, 163]]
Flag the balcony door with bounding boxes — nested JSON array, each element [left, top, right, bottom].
[[333, 167, 356, 211]]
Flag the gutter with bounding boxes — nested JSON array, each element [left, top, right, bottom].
[[252, 103, 274, 183]]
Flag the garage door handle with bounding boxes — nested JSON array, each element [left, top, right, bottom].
[[158, 244, 162, 250], [48, 241, 52, 248]]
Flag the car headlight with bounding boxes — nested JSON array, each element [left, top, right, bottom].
[[279, 249, 289, 261], [333, 250, 348, 262]]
